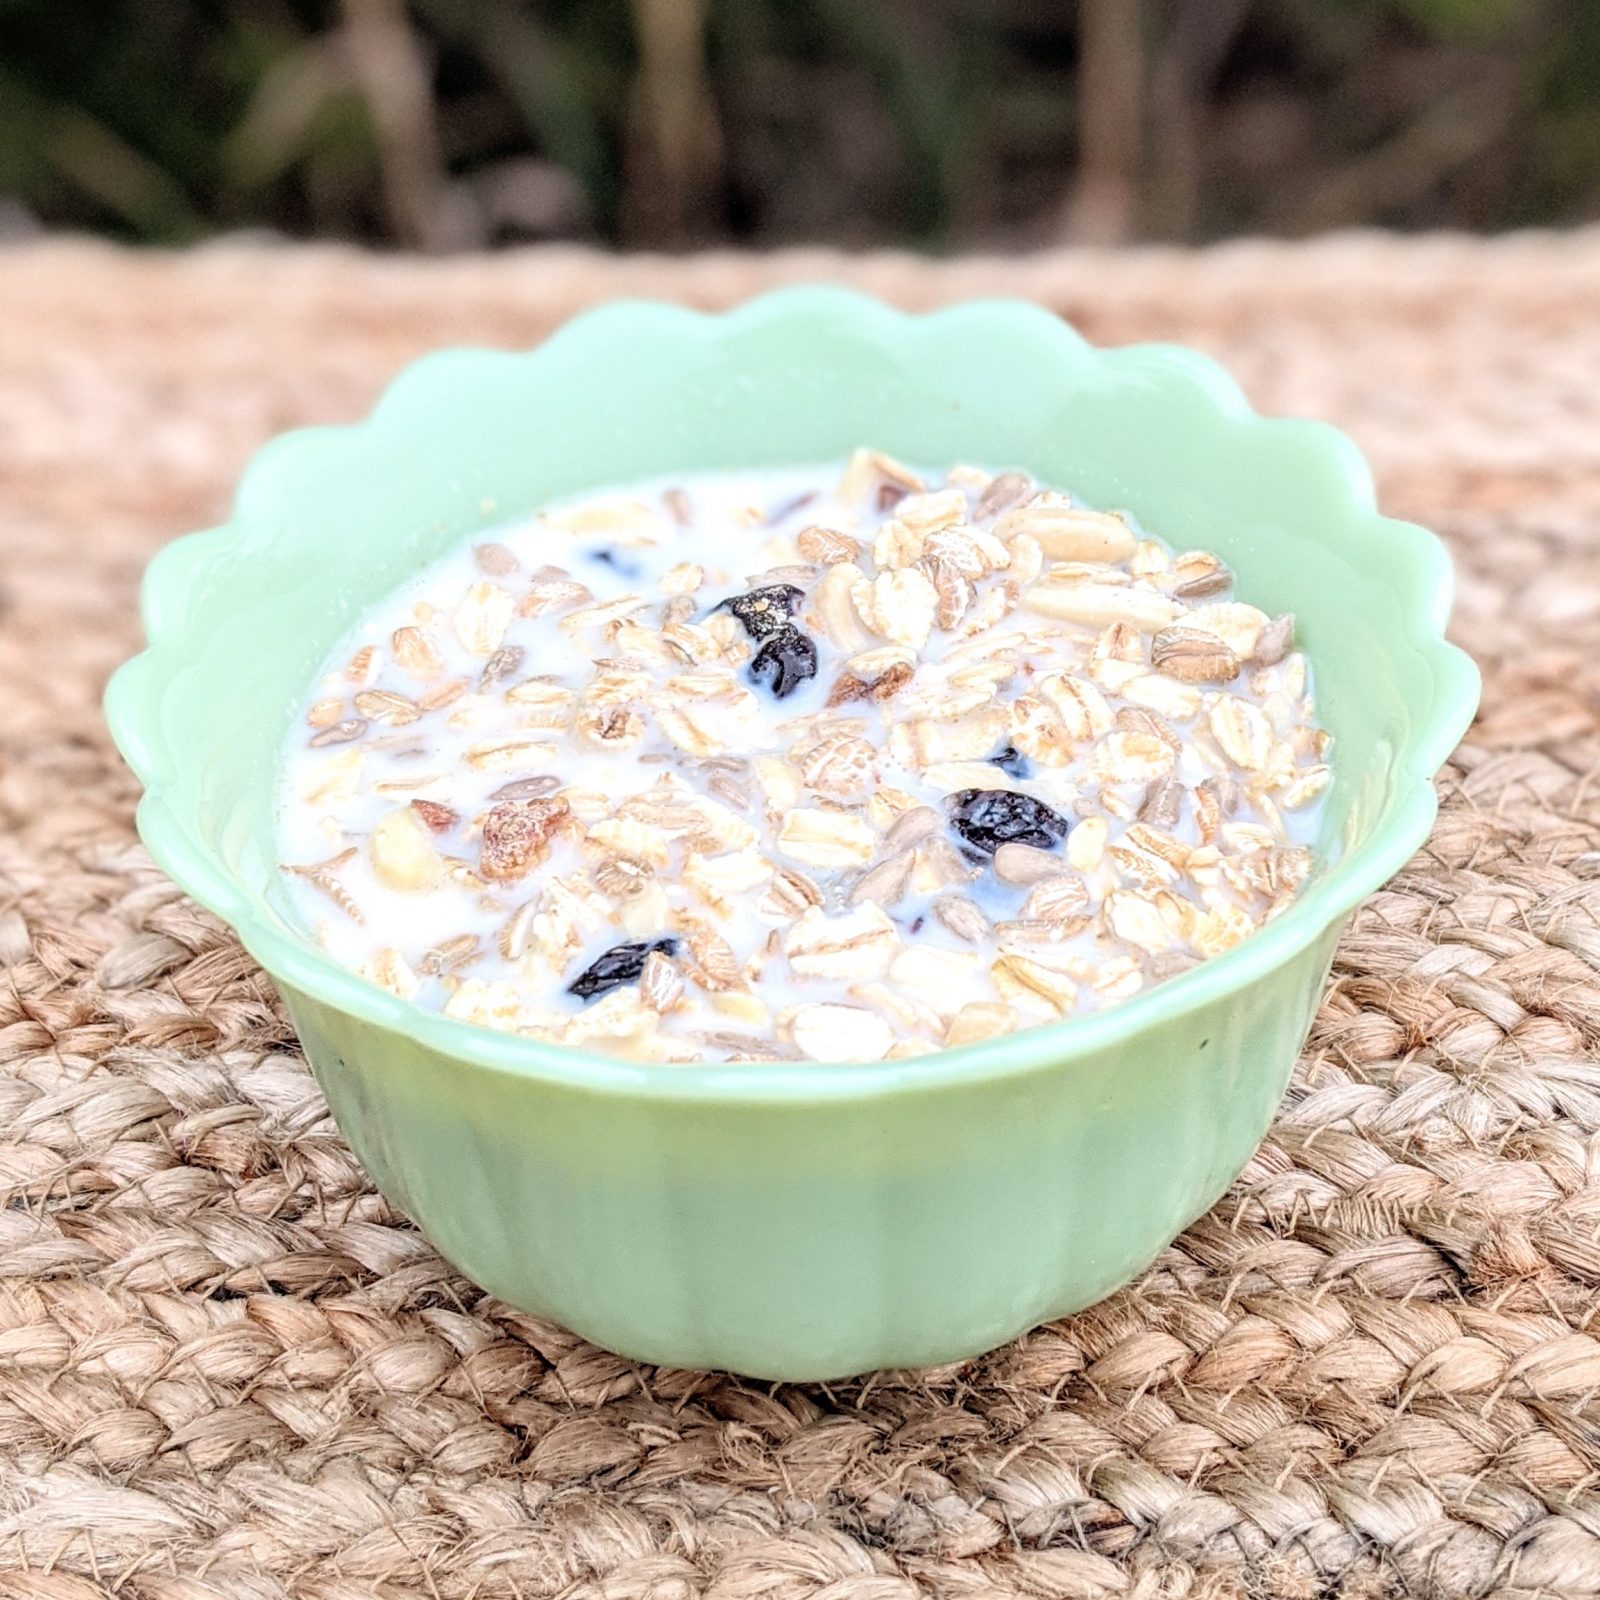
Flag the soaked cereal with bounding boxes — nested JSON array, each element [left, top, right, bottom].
[[277, 451, 1331, 1063]]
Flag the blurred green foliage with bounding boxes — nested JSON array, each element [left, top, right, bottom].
[[0, 0, 1593, 249]]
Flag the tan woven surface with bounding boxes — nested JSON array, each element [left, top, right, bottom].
[[2, 231, 1599, 1599]]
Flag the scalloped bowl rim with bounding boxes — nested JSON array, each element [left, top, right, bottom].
[[105, 287, 1480, 1103]]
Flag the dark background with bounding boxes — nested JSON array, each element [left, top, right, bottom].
[[1, 0, 1595, 251]]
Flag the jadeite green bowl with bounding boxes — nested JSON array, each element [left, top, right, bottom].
[[105, 287, 1478, 1380]]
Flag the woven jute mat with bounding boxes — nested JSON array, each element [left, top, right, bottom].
[[2, 232, 1598, 1600]]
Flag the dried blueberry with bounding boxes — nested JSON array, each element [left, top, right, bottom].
[[987, 743, 1032, 779], [947, 788, 1070, 859], [567, 937, 680, 1001], [713, 583, 805, 642], [749, 626, 818, 698]]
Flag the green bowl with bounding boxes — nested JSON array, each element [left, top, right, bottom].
[[105, 288, 1478, 1380]]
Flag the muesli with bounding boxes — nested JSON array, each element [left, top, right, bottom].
[[278, 451, 1330, 1063]]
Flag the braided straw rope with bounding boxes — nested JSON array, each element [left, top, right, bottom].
[[2, 232, 1598, 1598]]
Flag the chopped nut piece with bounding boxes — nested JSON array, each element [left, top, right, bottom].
[[829, 644, 917, 708], [370, 807, 446, 891], [410, 798, 459, 834], [479, 798, 570, 882], [1066, 816, 1109, 872]]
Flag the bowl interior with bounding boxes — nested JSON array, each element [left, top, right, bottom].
[[122, 293, 1470, 1061]]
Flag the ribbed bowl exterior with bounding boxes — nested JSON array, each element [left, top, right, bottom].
[[285, 921, 1339, 1379]]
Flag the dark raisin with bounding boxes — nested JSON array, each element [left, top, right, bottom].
[[567, 937, 680, 1001], [947, 788, 1070, 860], [987, 743, 1032, 779], [713, 583, 805, 642], [749, 626, 818, 698]]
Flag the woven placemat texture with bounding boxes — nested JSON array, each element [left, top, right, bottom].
[[2, 232, 1599, 1600]]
